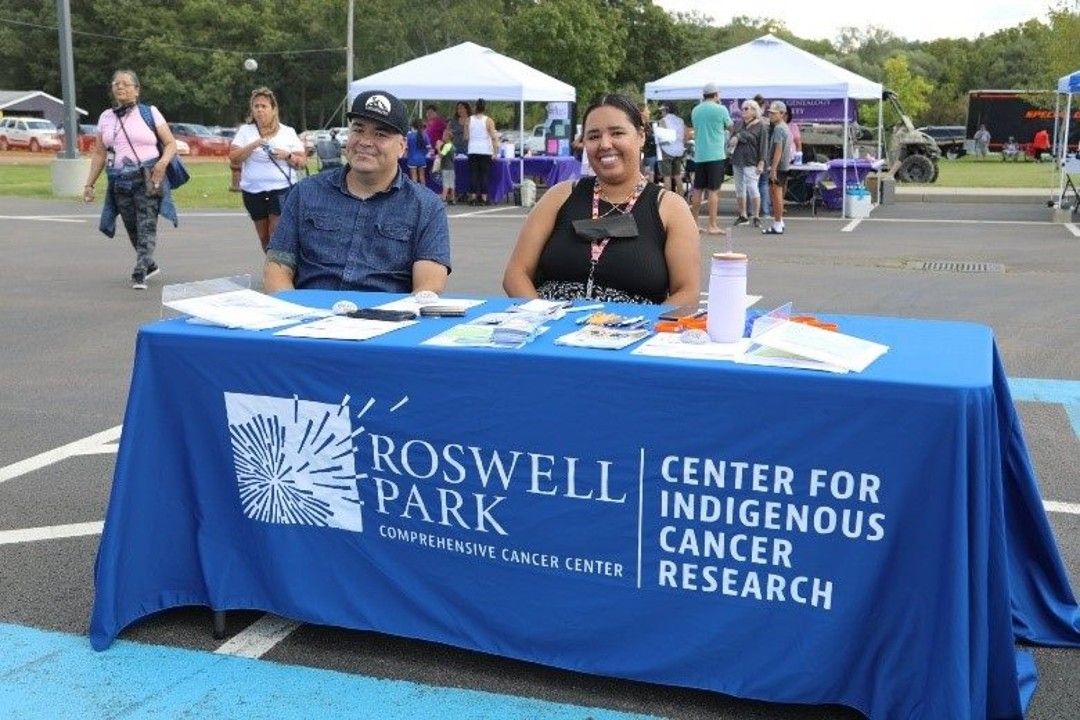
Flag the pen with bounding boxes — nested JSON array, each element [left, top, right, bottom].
[[564, 304, 604, 313]]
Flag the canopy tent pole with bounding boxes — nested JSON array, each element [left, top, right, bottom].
[[519, 97, 525, 185], [842, 97, 849, 217], [876, 94, 883, 204], [1060, 93, 1074, 206], [1054, 93, 1063, 205]]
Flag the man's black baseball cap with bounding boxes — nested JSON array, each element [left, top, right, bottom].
[[346, 90, 409, 135]]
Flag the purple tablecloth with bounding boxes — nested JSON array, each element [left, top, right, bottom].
[[826, 158, 882, 187], [401, 155, 579, 204], [821, 159, 883, 210]]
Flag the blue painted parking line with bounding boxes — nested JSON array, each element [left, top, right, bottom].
[[1009, 378, 1080, 440], [0, 623, 659, 720]]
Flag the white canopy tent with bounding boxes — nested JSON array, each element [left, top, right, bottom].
[[348, 42, 575, 179], [1054, 69, 1080, 209], [645, 35, 884, 214], [644, 34, 881, 102]]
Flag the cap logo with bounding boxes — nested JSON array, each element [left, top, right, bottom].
[[364, 94, 392, 117]]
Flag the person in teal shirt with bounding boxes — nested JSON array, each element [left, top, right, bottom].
[[689, 82, 733, 235]]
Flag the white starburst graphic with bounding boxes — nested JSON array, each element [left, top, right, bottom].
[[224, 392, 366, 531]]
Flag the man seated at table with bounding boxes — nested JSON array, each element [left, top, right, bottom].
[[264, 89, 451, 294]]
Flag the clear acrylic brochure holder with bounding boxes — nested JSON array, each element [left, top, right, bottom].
[[160, 274, 252, 320], [749, 302, 793, 339]]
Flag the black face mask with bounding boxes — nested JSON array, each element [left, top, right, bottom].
[[571, 214, 639, 242], [113, 103, 135, 118]]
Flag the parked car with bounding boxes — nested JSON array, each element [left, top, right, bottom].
[[174, 138, 191, 156], [0, 116, 62, 152], [58, 123, 98, 153], [78, 124, 97, 153], [917, 126, 967, 159], [206, 125, 237, 140], [166, 122, 231, 156]]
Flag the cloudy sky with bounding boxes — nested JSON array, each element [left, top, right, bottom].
[[652, 0, 1055, 43]]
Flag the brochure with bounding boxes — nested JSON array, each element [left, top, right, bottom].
[[554, 326, 651, 350], [741, 318, 888, 373], [374, 297, 486, 313], [274, 315, 416, 341], [163, 289, 329, 330], [631, 333, 750, 361], [423, 313, 548, 349]]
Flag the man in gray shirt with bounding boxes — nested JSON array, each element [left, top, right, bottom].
[[763, 101, 791, 235]]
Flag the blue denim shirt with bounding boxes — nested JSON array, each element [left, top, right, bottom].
[[267, 166, 451, 292]]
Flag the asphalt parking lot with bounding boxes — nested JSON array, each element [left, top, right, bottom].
[[0, 193, 1077, 719]]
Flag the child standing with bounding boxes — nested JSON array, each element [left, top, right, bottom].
[[406, 117, 429, 185], [436, 127, 456, 204]]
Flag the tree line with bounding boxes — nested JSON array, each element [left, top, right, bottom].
[[0, 0, 1076, 132]]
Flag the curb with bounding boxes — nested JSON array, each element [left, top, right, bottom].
[[894, 188, 1055, 204]]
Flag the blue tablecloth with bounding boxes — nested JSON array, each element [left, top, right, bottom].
[[401, 156, 580, 204], [90, 292, 1080, 719]]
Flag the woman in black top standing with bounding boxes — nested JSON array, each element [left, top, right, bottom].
[[502, 94, 700, 305]]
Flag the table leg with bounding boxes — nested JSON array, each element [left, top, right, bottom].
[[212, 610, 227, 639]]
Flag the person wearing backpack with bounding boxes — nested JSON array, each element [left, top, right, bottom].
[[82, 69, 179, 290]]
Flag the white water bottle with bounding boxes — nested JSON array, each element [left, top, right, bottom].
[[706, 252, 747, 343]]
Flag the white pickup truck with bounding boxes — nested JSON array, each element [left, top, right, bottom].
[[524, 120, 580, 155]]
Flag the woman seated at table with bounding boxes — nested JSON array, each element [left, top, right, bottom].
[[503, 94, 700, 306]]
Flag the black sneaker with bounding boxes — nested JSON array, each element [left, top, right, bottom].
[[752, 216, 761, 228], [131, 270, 147, 290], [733, 215, 749, 226], [145, 262, 160, 280]]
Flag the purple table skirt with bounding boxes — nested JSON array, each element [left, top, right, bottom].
[[821, 159, 883, 210], [400, 155, 580, 204]]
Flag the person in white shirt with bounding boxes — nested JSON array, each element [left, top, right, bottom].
[[229, 87, 306, 252], [656, 105, 687, 196]]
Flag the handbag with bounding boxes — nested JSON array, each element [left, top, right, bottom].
[[137, 104, 190, 189], [164, 156, 189, 188]]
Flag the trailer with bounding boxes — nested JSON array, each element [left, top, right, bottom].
[[966, 90, 1080, 151]]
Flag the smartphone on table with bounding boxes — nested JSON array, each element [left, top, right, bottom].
[[657, 304, 704, 321]]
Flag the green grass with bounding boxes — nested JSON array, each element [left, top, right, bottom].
[[0, 153, 1062, 207], [0, 156, 319, 208], [934, 154, 1062, 188]]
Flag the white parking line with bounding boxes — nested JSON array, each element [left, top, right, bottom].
[[841, 218, 862, 232], [0, 521, 104, 545], [449, 206, 517, 218], [861, 217, 1056, 226], [214, 614, 303, 658], [1065, 223, 1079, 237], [1045, 500, 1080, 516], [0, 425, 121, 484], [0, 215, 82, 223]]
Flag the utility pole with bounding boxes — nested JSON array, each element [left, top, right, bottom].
[[345, 0, 354, 123], [56, 0, 77, 159], [51, 0, 88, 196]]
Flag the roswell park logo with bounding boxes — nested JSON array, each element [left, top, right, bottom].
[[224, 391, 887, 609], [222, 391, 627, 536]]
